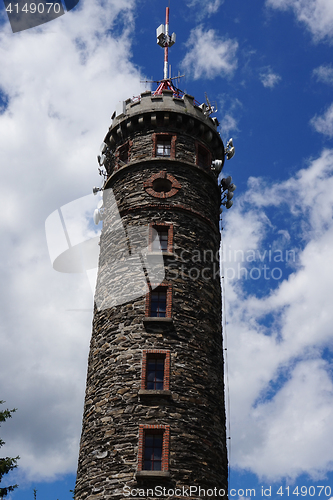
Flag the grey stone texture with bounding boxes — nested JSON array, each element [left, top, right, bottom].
[[74, 90, 228, 500]]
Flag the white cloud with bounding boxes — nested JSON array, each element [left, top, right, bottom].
[[205, 0, 223, 14], [0, 0, 142, 482], [313, 64, 333, 85], [259, 67, 282, 88], [239, 359, 333, 479], [266, 0, 333, 42], [218, 96, 242, 138], [220, 114, 238, 138], [223, 148, 333, 480], [187, 0, 223, 17], [182, 26, 238, 80], [310, 103, 333, 137]]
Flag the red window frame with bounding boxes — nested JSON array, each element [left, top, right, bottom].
[[138, 425, 170, 472], [145, 283, 172, 318], [152, 133, 176, 159], [141, 350, 171, 391], [149, 223, 173, 253]]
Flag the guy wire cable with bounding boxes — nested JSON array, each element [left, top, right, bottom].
[[220, 228, 232, 488]]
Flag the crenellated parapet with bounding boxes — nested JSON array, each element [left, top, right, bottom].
[[100, 90, 225, 180]]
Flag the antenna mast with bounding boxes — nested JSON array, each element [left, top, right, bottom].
[[164, 7, 170, 80], [156, 6, 176, 81]]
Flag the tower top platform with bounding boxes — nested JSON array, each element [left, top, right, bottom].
[[110, 89, 220, 132], [104, 89, 225, 164]]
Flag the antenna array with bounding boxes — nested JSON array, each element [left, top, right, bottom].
[[156, 7, 176, 81]]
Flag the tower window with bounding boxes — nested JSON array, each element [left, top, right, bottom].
[[152, 228, 168, 251], [196, 143, 211, 169], [147, 357, 164, 390], [151, 288, 166, 317], [118, 142, 130, 164], [156, 138, 171, 157], [141, 350, 170, 392], [152, 133, 176, 159], [137, 424, 170, 473], [144, 433, 163, 470], [145, 284, 172, 318], [149, 224, 173, 253]]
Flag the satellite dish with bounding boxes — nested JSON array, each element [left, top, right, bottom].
[[97, 200, 103, 209], [226, 147, 235, 160], [93, 209, 100, 225], [221, 176, 232, 190], [229, 183, 236, 192], [227, 138, 233, 148], [226, 200, 233, 209], [98, 154, 106, 166], [212, 159, 223, 172], [100, 142, 107, 154]]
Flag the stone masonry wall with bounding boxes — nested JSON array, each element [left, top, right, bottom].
[[75, 105, 228, 500]]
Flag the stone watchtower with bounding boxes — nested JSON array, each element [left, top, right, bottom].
[[75, 9, 231, 500]]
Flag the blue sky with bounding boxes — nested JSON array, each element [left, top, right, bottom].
[[1, 0, 333, 498]]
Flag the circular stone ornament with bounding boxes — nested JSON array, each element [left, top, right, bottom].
[[143, 170, 182, 198]]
